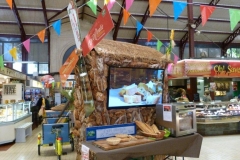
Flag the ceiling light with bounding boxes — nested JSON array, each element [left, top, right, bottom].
[[189, 23, 196, 29], [196, 30, 201, 35]]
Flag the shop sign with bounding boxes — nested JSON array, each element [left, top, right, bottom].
[[86, 123, 136, 141], [81, 145, 89, 160], [185, 60, 211, 77], [168, 61, 185, 78], [81, 5, 114, 56], [210, 61, 240, 77], [0, 67, 26, 80], [67, 0, 81, 50]]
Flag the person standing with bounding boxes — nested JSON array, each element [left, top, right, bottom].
[[202, 91, 212, 102]]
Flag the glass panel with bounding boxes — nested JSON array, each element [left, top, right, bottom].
[[27, 63, 38, 74], [209, 48, 221, 58], [196, 48, 208, 58], [179, 111, 193, 131], [39, 63, 48, 74], [13, 62, 22, 72]]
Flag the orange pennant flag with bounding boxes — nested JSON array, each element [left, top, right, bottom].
[[123, 9, 131, 25], [6, 0, 13, 9], [147, 30, 153, 42], [9, 47, 17, 60], [149, 0, 162, 16], [37, 29, 46, 43]]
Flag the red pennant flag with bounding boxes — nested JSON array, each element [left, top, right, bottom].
[[6, 0, 12, 9], [147, 30, 153, 42], [23, 39, 30, 53], [123, 9, 131, 25], [37, 29, 46, 43], [200, 5, 216, 26]]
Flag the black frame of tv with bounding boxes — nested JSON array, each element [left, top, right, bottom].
[[106, 66, 165, 110]]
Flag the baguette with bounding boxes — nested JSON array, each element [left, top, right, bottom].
[[151, 124, 160, 134], [135, 120, 152, 133], [144, 123, 155, 134]]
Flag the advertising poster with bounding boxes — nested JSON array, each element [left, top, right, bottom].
[[163, 104, 172, 122], [81, 5, 114, 56], [67, 0, 81, 49]]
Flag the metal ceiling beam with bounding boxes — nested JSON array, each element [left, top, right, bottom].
[[41, 0, 49, 27], [0, 21, 45, 26], [133, 5, 149, 44], [119, 26, 231, 35], [111, 12, 230, 23], [81, 0, 86, 20], [12, 0, 26, 37], [179, 0, 221, 57], [113, 0, 125, 40], [48, 0, 81, 21], [0, 5, 61, 12], [222, 28, 240, 56]]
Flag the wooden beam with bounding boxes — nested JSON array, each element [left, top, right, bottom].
[[133, 5, 149, 44], [12, 0, 26, 37], [113, 0, 125, 40]]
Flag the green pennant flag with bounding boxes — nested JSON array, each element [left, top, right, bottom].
[[229, 9, 240, 31], [0, 55, 4, 69], [87, 0, 97, 15], [52, 82, 55, 89], [157, 40, 163, 51]]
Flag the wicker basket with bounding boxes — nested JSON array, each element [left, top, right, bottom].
[[141, 130, 165, 139]]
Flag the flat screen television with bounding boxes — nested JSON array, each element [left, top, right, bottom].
[[107, 67, 164, 110]]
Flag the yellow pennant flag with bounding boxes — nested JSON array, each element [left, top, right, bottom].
[[104, 0, 109, 5], [57, 82, 60, 88], [9, 47, 17, 60]]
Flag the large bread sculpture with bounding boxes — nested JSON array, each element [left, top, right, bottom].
[[72, 39, 170, 159]]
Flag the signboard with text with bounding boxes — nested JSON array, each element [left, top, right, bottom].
[[168, 59, 240, 78], [81, 5, 114, 56]]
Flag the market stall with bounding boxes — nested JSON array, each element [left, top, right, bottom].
[[168, 59, 240, 135], [67, 39, 203, 160]]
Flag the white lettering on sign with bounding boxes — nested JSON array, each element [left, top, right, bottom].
[[96, 126, 135, 139], [0, 68, 26, 80]]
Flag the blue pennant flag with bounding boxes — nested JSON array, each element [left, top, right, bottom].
[[52, 19, 62, 36], [173, 1, 187, 21], [136, 21, 143, 36]]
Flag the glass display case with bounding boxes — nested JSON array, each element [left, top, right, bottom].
[[195, 102, 240, 135], [0, 101, 31, 123]]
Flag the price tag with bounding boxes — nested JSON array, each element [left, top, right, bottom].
[[81, 144, 89, 160]]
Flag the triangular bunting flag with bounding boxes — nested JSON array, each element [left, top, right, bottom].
[[0, 55, 4, 69], [167, 63, 173, 73], [87, 0, 97, 15], [229, 9, 240, 31], [126, 0, 134, 11], [57, 82, 60, 88], [173, 1, 187, 21], [104, 0, 109, 5], [157, 40, 163, 51], [147, 30, 153, 42], [9, 47, 17, 60], [37, 29, 46, 43], [23, 39, 30, 53], [62, 82, 66, 87], [123, 9, 131, 25], [6, 0, 12, 9], [174, 55, 179, 64], [149, 0, 162, 17], [52, 82, 55, 89], [200, 5, 216, 26], [52, 19, 62, 36], [136, 21, 143, 36], [107, 0, 115, 11]]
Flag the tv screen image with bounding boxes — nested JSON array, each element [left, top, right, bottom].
[[107, 67, 164, 109]]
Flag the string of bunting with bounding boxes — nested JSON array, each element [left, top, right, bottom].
[[3, 0, 239, 69]]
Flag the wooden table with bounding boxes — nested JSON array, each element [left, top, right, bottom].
[[82, 133, 203, 160]]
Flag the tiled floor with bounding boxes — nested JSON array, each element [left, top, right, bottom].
[[1, 128, 240, 160], [0, 126, 76, 160]]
